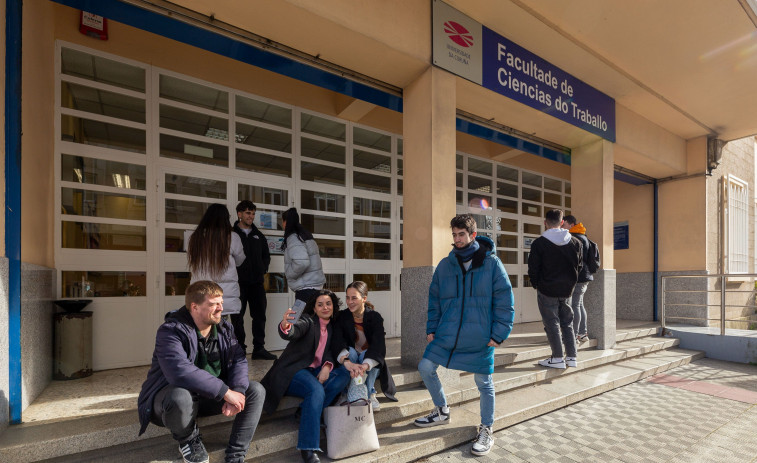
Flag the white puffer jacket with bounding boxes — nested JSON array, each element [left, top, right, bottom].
[[284, 235, 326, 291]]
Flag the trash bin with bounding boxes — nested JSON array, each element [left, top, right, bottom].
[[53, 309, 93, 380]]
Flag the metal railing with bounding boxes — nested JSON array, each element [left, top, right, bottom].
[[661, 273, 757, 335]]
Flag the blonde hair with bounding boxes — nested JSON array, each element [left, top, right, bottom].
[[185, 280, 223, 308]]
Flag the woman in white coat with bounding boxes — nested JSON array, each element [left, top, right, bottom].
[[281, 208, 326, 309], [186, 203, 245, 316]]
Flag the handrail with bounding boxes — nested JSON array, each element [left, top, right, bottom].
[[661, 273, 757, 336]]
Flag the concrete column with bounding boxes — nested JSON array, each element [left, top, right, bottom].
[[571, 139, 616, 349], [400, 67, 457, 369]]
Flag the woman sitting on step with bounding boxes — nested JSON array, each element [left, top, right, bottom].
[[260, 290, 350, 463], [331, 281, 397, 409]]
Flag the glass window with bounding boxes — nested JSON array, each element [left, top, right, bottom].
[[456, 190, 463, 205], [397, 179, 403, 196], [236, 95, 292, 128], [468, 158, 492, 176], [524, 223, 541, 235], [524, 274, 533, 287], [456, 172, 463, 188], [354, 149, 391, 173], [565, 196, 572, 208], [456, 154, 464, 169], [62, 271, 147, 297], [353, 219, 391, 239], [396, 158, 403, 176], [501, 218, 517, 233], [301, 161, 345, 186], [301, 113, 346, 141], [544, 177, 562, 192], [264, 273, 288, 293], [509, 274, 518, 288], [353, 127, 390, 152], [61, 82, 145, 123], [61, 155, 146, 190], [496, 182, 518, 198], [236, 122, 292, 153], [522, 202, 542, 217], [61, 115, 146, 153], [238, 184, 289, 207], [252, 209, 283, 231], [470, 213, 494, 231], [236, 149, 291, 177], [496, 198, 518, 214], [354, 241, 391, 260], [301, 190, 346, 213], [468, 193, 492, 210], [62, 222, 146, 251], [160, 104, 228, 140], [301, 137, 345, 164], [522, 172, 542, 187], [61, 188, 146, 220], [468, 175, 491, 192], [353, 198, 391, 218], [353, 172, 391, 194], [496, 234, 518, 249], [565, 182, 571, 194], [317, 239, 346, 258], [165, 228, 188, 252], [353, 274, 391, 291], [397, 138, 403, 155], [165, 272, 191, 296], [159, 133, 228, 167], [497, 250, 518, 264], [522, 187, 541, 202], [61, 48, 145, 92], [300, 214, 345, 236], [165, 199, 211, 225], [324, 274, 346, 293], [165, 174, 226, 199], [544, 192, 562, 206], [159, 74, 228, 112], [497, 165, 518, 182]]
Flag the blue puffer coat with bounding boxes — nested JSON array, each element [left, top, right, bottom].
[[423, 236, 515, 375]]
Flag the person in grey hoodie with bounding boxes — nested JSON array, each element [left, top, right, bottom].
[[281, 208, 326, 309], [527, 209, 583, 369]]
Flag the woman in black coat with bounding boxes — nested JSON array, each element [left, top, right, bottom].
[[260, 290, 350, 463], [331, 281, 397, 410]]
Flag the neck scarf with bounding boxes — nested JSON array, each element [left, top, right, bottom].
[[452, 239, 479, 261]]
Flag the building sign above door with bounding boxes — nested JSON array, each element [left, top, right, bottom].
[[432, 0, 616, 142]]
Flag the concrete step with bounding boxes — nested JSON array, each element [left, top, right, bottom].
[[6, 331, 679, 463]]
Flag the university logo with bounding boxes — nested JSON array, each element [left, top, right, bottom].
[[443, 21, 474, 48]]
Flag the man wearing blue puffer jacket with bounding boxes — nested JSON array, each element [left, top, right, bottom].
[[413, 214, 515, 457]]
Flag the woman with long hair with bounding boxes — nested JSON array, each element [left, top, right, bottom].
[[186, 203, 245, 316], [331, 281, 397, 411], [282, 208, 326, 307], [260, 290, 350, 463]]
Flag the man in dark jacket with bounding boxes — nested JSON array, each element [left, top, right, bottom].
[[562, 215, 593, 344], [137, 281, 265, 463], [413, 214, 514, 457], [528, 209, 583, 370], [231, 200, 276, 360]]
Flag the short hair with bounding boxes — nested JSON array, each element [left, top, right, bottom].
[[545, 209, 564, 228], [185, 280, 223, 309], [236, 200, 256, 213], [563, 215, 577, 226], [450, 214, 477, 235]]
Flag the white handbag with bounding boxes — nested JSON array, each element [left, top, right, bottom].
[[324, 398, 380, 459]]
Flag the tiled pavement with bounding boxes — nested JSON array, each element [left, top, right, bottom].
[[420, 359, 757, 463]]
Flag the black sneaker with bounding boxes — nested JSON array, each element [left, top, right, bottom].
[[413, 405, 450, 427], [251, 348, 278, 360], [178, 434, 209, 463]]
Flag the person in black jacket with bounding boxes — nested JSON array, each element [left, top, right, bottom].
[[231, 200, 276, 360], [528, 209, 583, 370], [562, 215, 593, 344], [331, 281, 397, 411]]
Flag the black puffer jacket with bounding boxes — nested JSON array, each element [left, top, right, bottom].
[[233, 221, 271, 285], [527, 229, 583, 298]]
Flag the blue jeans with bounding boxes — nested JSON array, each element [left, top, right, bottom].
[[570, 281, 589, 336], [418, 357, 495, 427], [285, 366, 350, 451], [347, 347, 380, 395]]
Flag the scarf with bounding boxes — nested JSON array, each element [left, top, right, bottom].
[[452, 239, 479, 261]]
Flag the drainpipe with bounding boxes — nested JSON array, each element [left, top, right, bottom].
[[6, 0, 23, 424], [653, 180, 659, 321]]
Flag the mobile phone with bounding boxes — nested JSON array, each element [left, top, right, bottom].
[[289, 299, 307, 324]]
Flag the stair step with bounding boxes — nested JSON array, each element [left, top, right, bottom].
[[6, 332, 682, 463]]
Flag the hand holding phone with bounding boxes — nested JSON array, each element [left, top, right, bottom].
[[289, 299, 307, 323]]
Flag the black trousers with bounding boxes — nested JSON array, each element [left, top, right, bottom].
[[231, 282, 268, 351]]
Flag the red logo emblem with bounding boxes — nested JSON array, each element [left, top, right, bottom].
[[444, 21, 474, 48]]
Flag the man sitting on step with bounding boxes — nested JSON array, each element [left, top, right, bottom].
[[414, 214, 515, 457], [137, 280, 265, 463]]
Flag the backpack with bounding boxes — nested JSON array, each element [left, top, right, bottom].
[[585, 238, 601, 273]]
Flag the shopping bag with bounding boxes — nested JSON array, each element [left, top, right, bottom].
[[324, 398, 380, 459]]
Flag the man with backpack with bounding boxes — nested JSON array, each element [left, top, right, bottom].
[[528, 209, 583, 369], [562, 215, 599, 344]]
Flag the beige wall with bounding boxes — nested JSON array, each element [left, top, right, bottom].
[[613, 181, 653, 273]]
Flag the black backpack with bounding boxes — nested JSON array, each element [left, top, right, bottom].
[[585, 238, 601, 273]]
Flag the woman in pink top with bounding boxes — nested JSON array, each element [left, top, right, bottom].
[[260, 290, 350, 463]]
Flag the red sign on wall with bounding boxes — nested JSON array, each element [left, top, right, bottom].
[[80, 11, 108, 40]]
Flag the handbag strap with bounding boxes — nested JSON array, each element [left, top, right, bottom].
[[346, 398, 371, 416]]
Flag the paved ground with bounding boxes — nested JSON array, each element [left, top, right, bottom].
[[419, 359, 757, 463]]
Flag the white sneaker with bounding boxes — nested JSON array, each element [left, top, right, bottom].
[[565, 357, 578, 368], [577, 334, 589, 344], [370, 393, 381, 411], [538, 357, 566, 369], [471, 424, 494, 456], [414, 405, 450, 427]]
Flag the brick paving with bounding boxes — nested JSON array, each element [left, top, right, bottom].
[[420, 359, 757, 463]]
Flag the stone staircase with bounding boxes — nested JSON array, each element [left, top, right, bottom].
[[0, 324, 702, 463]]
